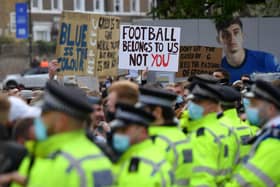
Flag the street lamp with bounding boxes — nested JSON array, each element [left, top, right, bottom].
[[27, 0, 32, 66]]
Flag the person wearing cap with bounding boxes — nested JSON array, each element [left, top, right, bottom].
[[2, 81, 113, 187], [217, 85, 256, 166], [185, 82, 238, 186], [109, 103, 173, 187], [179, 74, 220, 133], [139, 87, 190, 187], [226, 80, 280, 186]]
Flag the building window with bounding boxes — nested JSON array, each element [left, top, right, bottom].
[[52, 0, 62, 10], [131, 0, 139, 12], [33, 22, 52, 41], [93, 0, 104, 12], [114, 0, 123, 12], [74, 0, 85, 11], [32, 0, 42, 10], [148, 0, 156, 11], [36, 31, 48, 41], [10, 12, 16, 33]]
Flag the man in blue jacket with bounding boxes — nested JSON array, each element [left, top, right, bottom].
[[216, 16, 280, 83]]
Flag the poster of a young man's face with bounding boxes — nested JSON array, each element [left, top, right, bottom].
[[218, 23, 244, 54]]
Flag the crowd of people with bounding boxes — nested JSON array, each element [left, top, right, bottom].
[[0, 64, 279, 187], [0, 16, 280, 187]]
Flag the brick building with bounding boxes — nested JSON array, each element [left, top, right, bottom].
[[1, 0, 154, 41]]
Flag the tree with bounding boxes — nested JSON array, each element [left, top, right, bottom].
[[150, 0, 280, 19]]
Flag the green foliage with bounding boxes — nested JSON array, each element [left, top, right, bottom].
[[150, 0, 280, 22], [35, 40, 56, 55], [0, 36, 15, 45]]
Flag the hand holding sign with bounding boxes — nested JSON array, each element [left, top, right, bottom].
[[119, 25, 181, 72]]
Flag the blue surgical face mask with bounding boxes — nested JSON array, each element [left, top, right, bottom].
[[242, 98, 250, 109], [176, 95, 184, 104], [112, 133, 130, 153], [34, 117, 48, 141], [245, 107, 260, 126], [188, 101, 204, 120]]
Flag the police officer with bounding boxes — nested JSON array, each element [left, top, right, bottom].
[[226, 80, 280, 186], [5, 81, 114, 187], [217, 85, 256, 165], [179, 74, 220, 134], [110, 103, 173, 187], [185, 82, 238, 186], [139, 87, 190, 187]]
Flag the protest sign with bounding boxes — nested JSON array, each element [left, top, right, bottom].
[[56, 11, 120, 76], [119, 25, 181, 72], [95, 16, 120, 77], [176, 46, 222, 78], [76, 76, 99, 91]]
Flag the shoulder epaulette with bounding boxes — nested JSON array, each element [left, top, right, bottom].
[[196, 128, 205, 136], [128, 157, 140, 172]]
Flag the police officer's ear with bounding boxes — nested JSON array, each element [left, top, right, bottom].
[[152, 106, 163, 121]]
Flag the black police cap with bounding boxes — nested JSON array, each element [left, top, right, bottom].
[[188, 74, 220, 91], [139, 87, 177, 108], [244, 79, 280, 109], [188, 74, 219, 84], [87, 96, 101, 105], [217, 85, 241, 103], [110, 103, 155, 130], [187, 82, 221, 102], [42, 81, 93, 120]]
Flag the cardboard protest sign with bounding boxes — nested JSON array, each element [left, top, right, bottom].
[[95, 16, 120, 77], [176, 46, 222, 77], [76, 76, 99, 91], [119, 25, 181, 72], [56, 11, 120, 76]]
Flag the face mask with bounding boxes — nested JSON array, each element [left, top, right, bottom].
[[242, 98, 250, 109], [245, 107, 260, 126], [112, 133, 130, 153], [34, 117, 48, 141], [176, 96, 184, 104], [188, 101, 204, 120]]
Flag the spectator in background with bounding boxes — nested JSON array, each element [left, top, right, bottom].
[[105, 80, 139, 122], [48, 59, 59, 80], [87, 96, 109, 143], [30, 90, 44, 106], [7, 88, 20, 97], [40, 57, 49, 68], [174, 82, 185, 96], [19, 90, 33, 104], [12, 118, 35, 145], [30, 56, 40, 68], [216, 16, 280, 83], [0, 94, 10, 140], [6, 96, 41, 139], [213, 68, 230, 85], [164, 83, 175, 93], [173, 82, 188, 118]]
